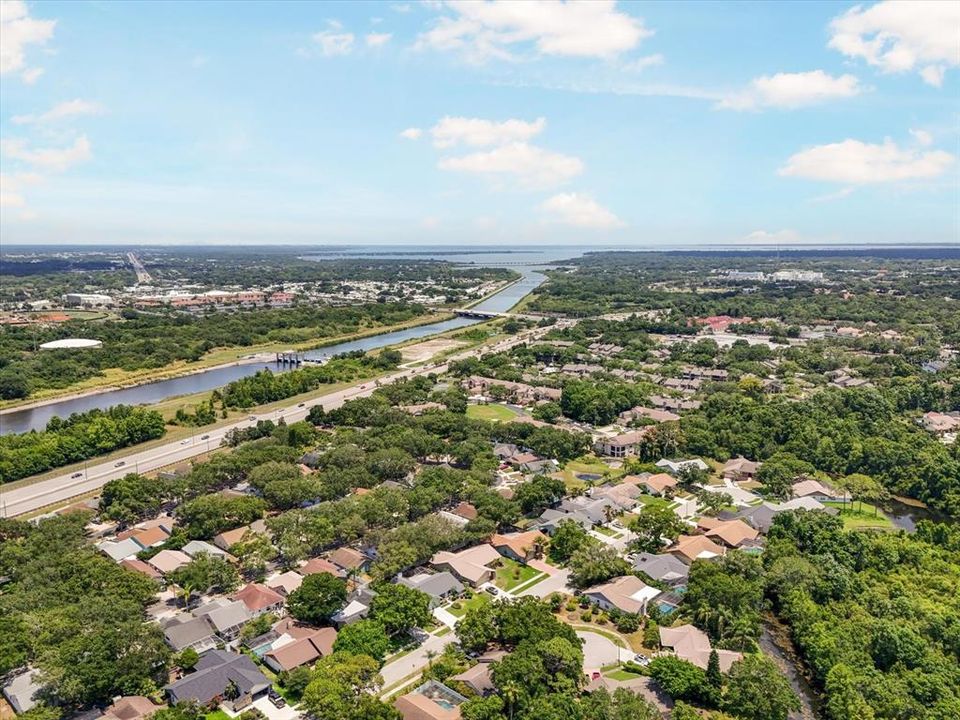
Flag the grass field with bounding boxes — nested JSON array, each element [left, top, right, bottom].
[[558, 455, 617, 491], [605, 668, 645, 681], [466, 404, 521, 422], [494, 558, 545, 591], [824, 501, 895, 530]]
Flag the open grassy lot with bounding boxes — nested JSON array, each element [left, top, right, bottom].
[[558, 455, 618, 492], [824, 501, 895, 530], [494, 558, 545, 591], [466, 404, 521, 422], [605, 667, 645, 681]]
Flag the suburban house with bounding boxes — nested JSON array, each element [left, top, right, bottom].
[[97, 538, 145, 563], [163, 616, 218, 654], [655, 458, 710, 476], [450, 663, 494, 696], [721, 457, 760, 482], [629, 472, 677, 496], [399, 571, 464, 607], [2, 669, 42, 714], [300, 556, 344, 577], [534, 507, 593, 535], [263, 627, 337, 673], [148, 550, 192, 575], [165, 650, 270, 709], [125, 525, 170, 549], [632, 553, 690, 586], [618, 406, 681, 424], [431, 543, 501, 586], [394, 680, 467, 720], [592, 482, 642, 510], [659, 624, 742, 672], [594, 429, 650, 458], [213, 521, 267, 552], [791, 478, 841, 502], [233, 583, 286, 617], [490, 531, 545, 563], [585, 575, 661, 615], [329, 547, 370, 575], [182, 540, 228, 559], [668, 535, 727, 564], [193, 599, 251, 641], [492, 443, 518, 461], [266, 571, 304, 597], [98, 696, 164, 720], [559, 496, 620, 526], [121, 558, 163, 581], [696, 517, 761, 548], [735, 497, 832, 534], [332, 586, 377, 627], [920, 411, 960, 436]]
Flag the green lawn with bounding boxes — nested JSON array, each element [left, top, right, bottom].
[[447, 593, 490, 618], [205, 710, 230, 720], [466, 404, 520, 422], [494, 558, 545, 591], [636, 495, 673, 511], [605, 668, 645, 681], [594, 525, 621, 538], [823, 501, 895, 530]]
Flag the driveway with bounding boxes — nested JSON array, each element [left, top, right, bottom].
[[517, 567, 570, 598], [380, 632, 455, 692], [577, 629, 631, 671]]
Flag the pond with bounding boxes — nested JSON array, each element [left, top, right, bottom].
[[576, 473, 603, 481], [886, 498, 957, 532]]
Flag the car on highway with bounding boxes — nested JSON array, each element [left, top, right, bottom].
[[360, 385, 367, 389], [298, 402, 305, 407], [71, 472, 83, 478], [114, 461, 126, 468], [248, 415, 257, 421], [200, 434, 210, 440], [181, 439, 190, 445]]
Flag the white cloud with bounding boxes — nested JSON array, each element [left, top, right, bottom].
[[430, 116, 546, 148], [909, 128, 933, 146], [541, 192, 624, 228], [400, 127, 423, 140], [0, 0, 55, 77], [416, 0, 650, 63], [778, 137, 955, 184], [12, 99, 103, 125], [1, 135, 93, 172], [366, 32, 392, 48], [620, 53, 664, 72], [718, 71, 862, 111], [313, 21, 355, 56], [21, 67, 44, 84], [741, 229, 802, 244], [439, 142, 582, 189], [0, 171, 42, 210], [828, 1, 960, 86]]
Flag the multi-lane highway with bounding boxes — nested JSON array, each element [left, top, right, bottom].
[[1, 326, 560, 518]]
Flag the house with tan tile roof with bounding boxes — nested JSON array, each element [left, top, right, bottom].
[[232, 583, 285, 617], [121, 558, 163, 580], [585, 575, 661, 615], [659, 624, 742, 672], [329, 547, 369, 574], [490, 531, 545, 562], [667, 535, 726, 564], [696, 517, 760, 548], [394, 680, 466, 720], [148, 550, 192, 575], [633, 472, 678, 496], [263, 627, 337, 673], [266, 571, 304, 596], [431, 544, 500, 586], [300, 556, 344, 577]]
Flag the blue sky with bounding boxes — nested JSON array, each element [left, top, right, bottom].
[[1, 0, 957, 246]]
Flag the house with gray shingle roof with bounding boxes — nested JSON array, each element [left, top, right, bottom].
[[164, 650, 269, 708]]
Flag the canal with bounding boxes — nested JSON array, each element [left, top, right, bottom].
[[0, 256, 551, 435]]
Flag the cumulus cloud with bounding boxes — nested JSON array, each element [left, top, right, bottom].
[[366, 32, 392, 48], [718, 70, 863, 111], [541, 192, 624, 228], [0, 0, 55, 78], [399, 127, 423, 140], [439, 142, 583, 189], [12, 99, 103, 125], [430, 116, 546, 148], [828, 1, 960, 86], [1, 135, 93, 172], [0, 171, 42, 211], [909, 128, 933, 146], [778, 137, 955, 184], [313, 21, 355, 56], [416, 0, 650, 63]]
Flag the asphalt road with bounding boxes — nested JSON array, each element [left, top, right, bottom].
[[1, 328, 555, 518]]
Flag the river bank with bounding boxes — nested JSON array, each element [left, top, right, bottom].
[[760, 614, 822, 720]]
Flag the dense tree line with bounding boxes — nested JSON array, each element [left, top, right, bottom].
[[0, 405, 166, 483], [0, 302, 425, 399], [0, 513, 169, 711]]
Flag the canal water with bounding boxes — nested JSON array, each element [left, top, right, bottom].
[[0, 247, 572, 435]]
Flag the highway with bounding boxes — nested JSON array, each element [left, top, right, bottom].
[[1, 325, 561, 518]]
